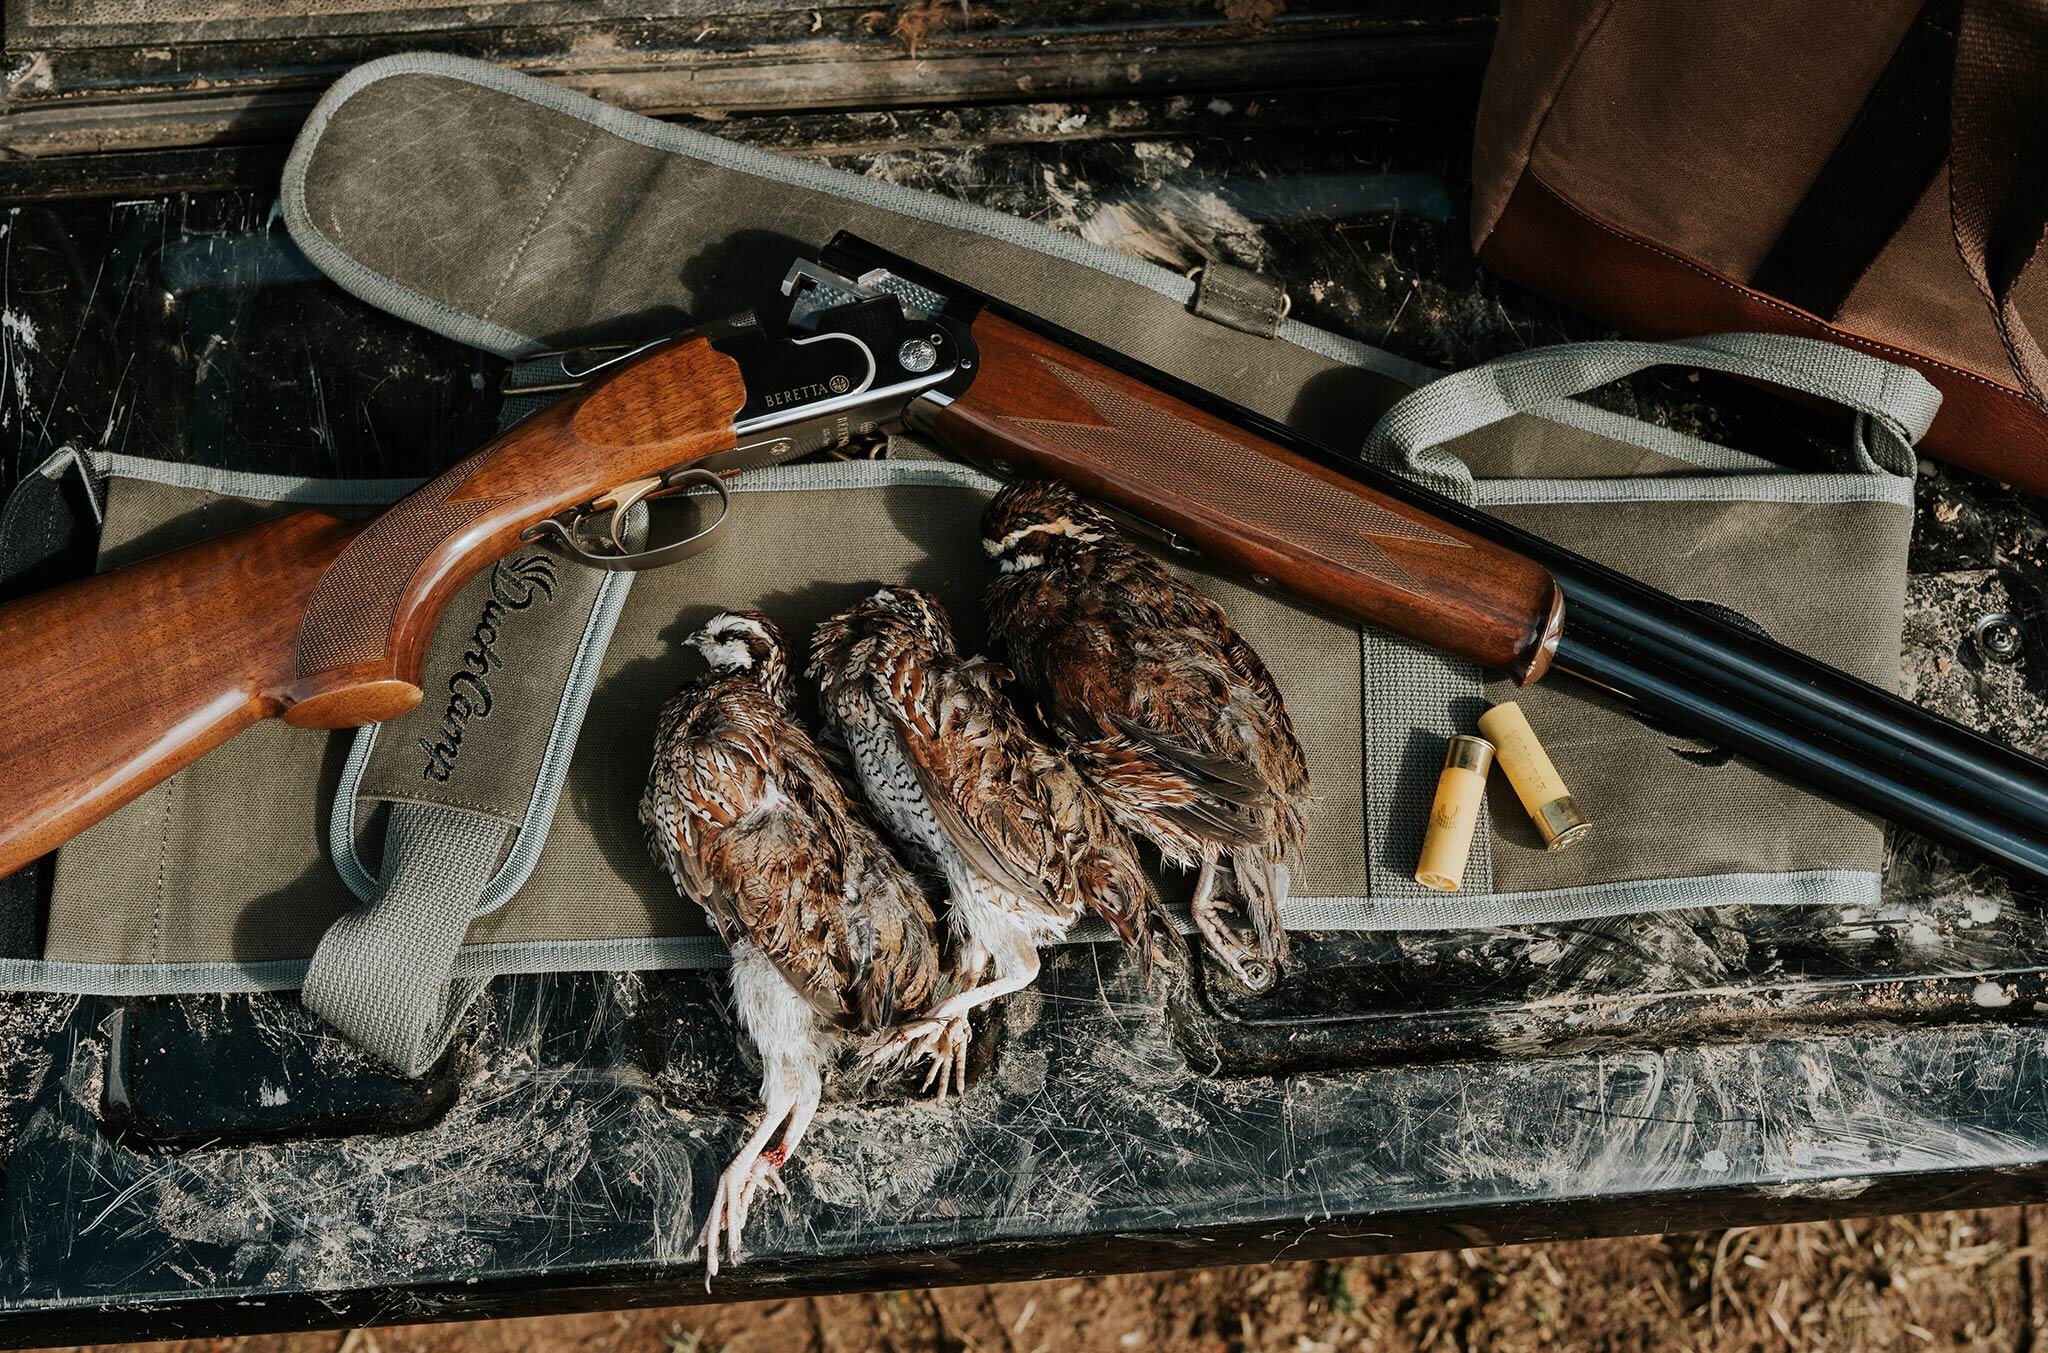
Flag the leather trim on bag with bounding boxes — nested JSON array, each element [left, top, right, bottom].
[[1479, 168, 2048, 493]]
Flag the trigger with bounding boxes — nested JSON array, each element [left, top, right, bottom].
[[525, 467, 732, 572], [592, 476, 666, 554]]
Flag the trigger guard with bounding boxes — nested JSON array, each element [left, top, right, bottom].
[[523, 468, 733, 572]]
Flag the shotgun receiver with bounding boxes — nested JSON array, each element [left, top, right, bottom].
[[2, 233, 2045, 888]]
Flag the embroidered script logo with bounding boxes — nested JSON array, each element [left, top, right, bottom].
[[419, 553, 559, 782]]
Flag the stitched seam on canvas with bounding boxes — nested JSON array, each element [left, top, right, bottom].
[[1358, 629, 1372, 900], [145, 492, 215, 961], [1528, 170, 2033, 404], [371, 791, 520, 817], [480, 123, 597, 326], [150, 778, 172, 963], [97, 452, 419, 504]]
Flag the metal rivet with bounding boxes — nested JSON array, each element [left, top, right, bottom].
[[1251, 573, 1276, 588], [1974, 612, 2027, 663], [897, 338, 938, 373]]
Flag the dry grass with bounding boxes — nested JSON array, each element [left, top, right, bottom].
[[36, 1207, 2047, 1353]]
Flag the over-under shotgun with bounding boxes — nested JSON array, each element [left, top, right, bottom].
[[2, 234, 2044, 885]]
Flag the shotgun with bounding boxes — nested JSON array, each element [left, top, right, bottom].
[[2, 233, 2044, 887]]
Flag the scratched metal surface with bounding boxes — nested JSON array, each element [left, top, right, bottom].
[[0, 83, 2043, 1346]]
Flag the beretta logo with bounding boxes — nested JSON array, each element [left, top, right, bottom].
[[419, 553, 559, 781]]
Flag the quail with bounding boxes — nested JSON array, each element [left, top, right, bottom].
[[980, 480, 1311, 988], [640, 612, 944, 1277], [809, 587, 1159, 1088]]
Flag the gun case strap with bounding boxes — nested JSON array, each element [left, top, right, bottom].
[[296, 355, 646, 1075], [302, 806, 510, 1076], [1365, 333, 1942, 500], [1189, 259, 1291, 338], [0, 447, 101, 589]]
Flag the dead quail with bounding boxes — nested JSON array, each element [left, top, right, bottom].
[[980, 480, 1311, 989], [640, 611, 943, 1277], [808, 587, 1160, 1089]]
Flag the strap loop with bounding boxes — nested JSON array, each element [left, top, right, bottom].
[[1362, 333, 1941, 502], [1188, 259, 1291, 338], [303, 806, 509, 1077]]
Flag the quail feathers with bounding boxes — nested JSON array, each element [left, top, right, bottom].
[[640, 612, 943, 1277], [980, 480, 1312, 989], [809, 587, 1160, 1089]]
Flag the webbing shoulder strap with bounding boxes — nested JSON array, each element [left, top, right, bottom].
[[301, 356, 642, 1076]]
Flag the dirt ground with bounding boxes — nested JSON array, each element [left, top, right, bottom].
[[39, 1206, 2043, 1353]]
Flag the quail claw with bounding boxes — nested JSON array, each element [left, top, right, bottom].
[[914, 1016, 972, 1099], [947, 1027, 971, 1098], [1191, 892, 1277, 993], [697, 1151, 787, 1282], [858, 1019, 927, 1069], [695, 1191, 733, 1283], [920, 1047, 949, 1095], [860, 1013, 974, 1097]]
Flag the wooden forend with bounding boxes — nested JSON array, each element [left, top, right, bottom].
[[933, 312, 1564, 680]]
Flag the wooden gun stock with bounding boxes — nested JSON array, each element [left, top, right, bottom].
[[0, 334, 746, 880], [930, 313, 1565, 680], [0, 509, 362, 878], [286, 336, 747, 726]]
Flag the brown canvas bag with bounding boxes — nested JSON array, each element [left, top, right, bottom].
[[1473, 0, 2048, 493]]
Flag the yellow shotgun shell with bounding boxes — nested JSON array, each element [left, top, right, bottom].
[[1414, 734, 1495, 892], [1477, 700, 1592, 851]]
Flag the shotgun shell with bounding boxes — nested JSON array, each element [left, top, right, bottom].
[[1477, 700, 1592, 851], [1414, 734, 1495, 892]]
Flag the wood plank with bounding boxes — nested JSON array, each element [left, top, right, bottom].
[[0, 1, 1494, 157]]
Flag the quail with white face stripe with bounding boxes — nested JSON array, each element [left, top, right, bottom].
[[639, 611, 944, 1278], [979, 480, 1312, 990], [808, 587, 1160, 1090]]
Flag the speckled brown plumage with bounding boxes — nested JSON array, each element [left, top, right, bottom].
[[980, 480, 1311, 988], [809, 587, 1160, 1083], [639, 611, 941, 1276]]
